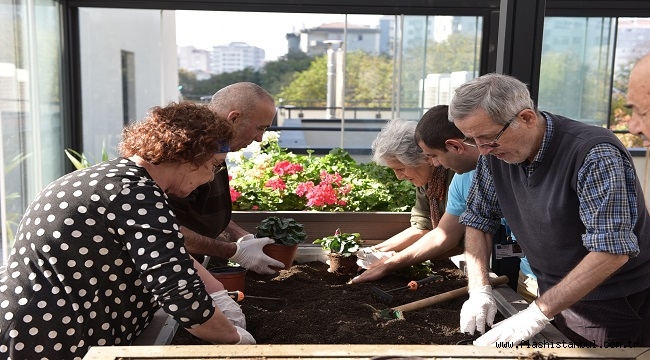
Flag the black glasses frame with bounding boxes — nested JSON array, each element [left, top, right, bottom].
[[462, 116, 516, 149]]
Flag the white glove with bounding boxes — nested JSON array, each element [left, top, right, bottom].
[[235, 326, 256, 344], [210, 290, 246, 329], [460, 285, 497, 335], [230, 234, 285, 275], [356, 249, 396, 269], [473, 301, 552, 346]]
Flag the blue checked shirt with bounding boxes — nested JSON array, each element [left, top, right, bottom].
[[460, 112, 640, 256]]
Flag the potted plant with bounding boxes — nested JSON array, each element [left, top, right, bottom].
[[208, 261, 248, 292], [313, 229, 363, 276], [256, 216, 307, 270]]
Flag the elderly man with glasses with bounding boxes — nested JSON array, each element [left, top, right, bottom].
[[450, 73, 650, 347], [627, 52, 650, 147]]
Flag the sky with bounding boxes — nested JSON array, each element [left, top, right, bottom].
[[175, 11, 383, 61]]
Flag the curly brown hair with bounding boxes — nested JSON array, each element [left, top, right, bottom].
[[119, 102, 233, 166]]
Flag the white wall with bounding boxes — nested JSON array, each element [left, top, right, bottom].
[[79, 8, 179, 159]]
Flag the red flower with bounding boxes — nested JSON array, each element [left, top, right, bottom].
[[272, 160, 304, 176], [319, 171, 342, 185], [339, 184, 353, 194], [265, 177, 287, 191], [229, 187, 241, 202], [305, 182, 339, 207], [295, 181, 314, 196]]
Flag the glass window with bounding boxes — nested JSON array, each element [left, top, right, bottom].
[[174, 11, 483, 161], [0, 0, 64, 263], [539, 17, 650, 149], [538, 17, 616, 128]]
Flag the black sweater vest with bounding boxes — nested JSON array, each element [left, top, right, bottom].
[[488, 113, 650, 300]]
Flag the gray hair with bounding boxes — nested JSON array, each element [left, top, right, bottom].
[[372, 118, 427, 167], [208, 82, 274, 118], [449, 73, 537, 125]]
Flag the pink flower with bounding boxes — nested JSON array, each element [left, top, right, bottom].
[[319, 171, 343, 185], [272, 160, 304, 176], [305, 182, 339, 208], [252, 205, 259, 210], [339, 184, 353, 194], [229, 187, 241, 202], [265, 177, 287, 191], [295, 181, 314, 196]]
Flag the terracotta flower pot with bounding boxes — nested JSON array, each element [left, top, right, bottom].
[[327, 253, 359, 276], [209, 266, 247, 292], [263, 243, 299, 270]]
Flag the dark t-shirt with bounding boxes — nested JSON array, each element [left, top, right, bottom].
[[166, 167, 232, 238]]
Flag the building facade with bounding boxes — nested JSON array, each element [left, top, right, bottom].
[[210, 42, 265, 74]]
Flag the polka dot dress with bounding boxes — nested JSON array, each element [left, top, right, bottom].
[[0, 158, 215, 359]]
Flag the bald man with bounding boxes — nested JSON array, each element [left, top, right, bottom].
[[167, 82, 285, 274], [627, 52, 650, 147]]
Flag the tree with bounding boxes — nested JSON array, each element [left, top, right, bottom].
[[277, 51, 394, 108], [191, 67, 262, 97], [260, 51, 314, 97], [277, 55, 328, 106], [400, 33, 481, 107], [344, 52, 393, 108]]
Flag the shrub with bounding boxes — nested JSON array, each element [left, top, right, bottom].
[[227, 131, 415, 212]]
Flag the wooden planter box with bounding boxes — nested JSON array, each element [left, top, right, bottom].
[[84, 344, 650, 359], [99, 249, 650, 360], [231, 210, 411, 244]]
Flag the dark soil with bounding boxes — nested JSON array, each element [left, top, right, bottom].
[[172, 258, 503, 345]]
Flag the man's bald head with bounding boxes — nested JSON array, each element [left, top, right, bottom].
[[626, 52, 650, 147], [209, 82, 277, 151]]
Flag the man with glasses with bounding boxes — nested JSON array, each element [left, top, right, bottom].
[[167, 82, 285, 274], [451, 73, 650, 346], [627, 52, 650, 147]]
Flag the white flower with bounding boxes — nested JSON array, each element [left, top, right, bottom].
[[262, 131, 280, 145], [252, 153, 272, 165], [242, 141, 261, 155], [227, 151, 246, 164]]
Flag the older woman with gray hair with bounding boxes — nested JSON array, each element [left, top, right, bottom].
[[351, 117, 457, 283]]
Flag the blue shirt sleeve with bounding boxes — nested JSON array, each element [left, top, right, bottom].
[[445, 171, 475, 217]]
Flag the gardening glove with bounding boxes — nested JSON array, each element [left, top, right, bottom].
[[235, 326, 256, 344], [473, 301, 552, 346], [356, 249, 396, 269], [210, 290, 246, 329], [460, 285, 497, 335], [230, 234, 284, 275]]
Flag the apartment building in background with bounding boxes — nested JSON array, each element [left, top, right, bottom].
[[210, 42, 265, 74], [177, 46, 211, 79], [292, 22, 381, 56]]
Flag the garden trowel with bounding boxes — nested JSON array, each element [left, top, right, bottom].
[[376, 275, 510, 320]]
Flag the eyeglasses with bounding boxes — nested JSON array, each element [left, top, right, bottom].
[[462, 117, 515, 149]]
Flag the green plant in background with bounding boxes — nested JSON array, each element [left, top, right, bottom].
[[313, 229, 363, 257], [64, 145, 109, 170], [227, 131, 415, 212], [255, 216, 307, 246]]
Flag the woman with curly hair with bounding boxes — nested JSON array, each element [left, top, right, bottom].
[[0, 102, 255, 360]]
